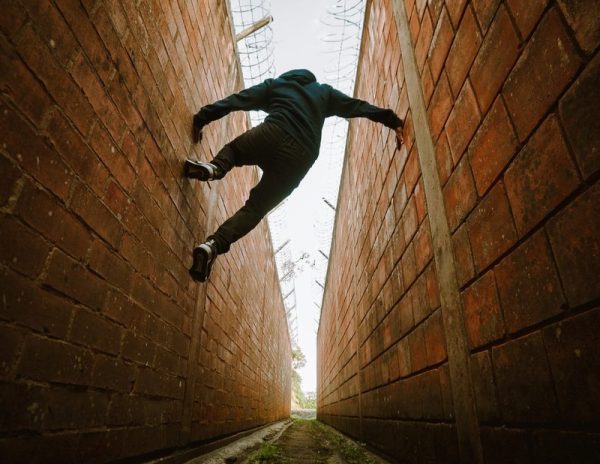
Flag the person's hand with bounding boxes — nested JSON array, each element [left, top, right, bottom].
[[395, 125, 404, 150], [192, 114, 203, 144]]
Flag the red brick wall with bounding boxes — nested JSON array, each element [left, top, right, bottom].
[[318, 0, 599, 462], [0, 1, 290, 462]]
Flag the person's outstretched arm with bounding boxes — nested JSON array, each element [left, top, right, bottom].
[[326, 85, 404, 148], [192, 79, 271, 142]]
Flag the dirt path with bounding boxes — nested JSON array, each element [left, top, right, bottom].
[[239, 419, 388, 464], [273, 419, 335, 463]]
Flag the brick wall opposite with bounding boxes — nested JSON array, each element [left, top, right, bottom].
[[317, 0, 599, 462]]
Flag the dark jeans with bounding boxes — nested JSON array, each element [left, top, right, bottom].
[[207, 121, 316, 254]]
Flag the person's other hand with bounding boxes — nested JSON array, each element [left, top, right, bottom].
[[395, 125, 404, 150], [192, 115, 203, 144]]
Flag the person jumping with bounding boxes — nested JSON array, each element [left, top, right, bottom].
[[185, 69, 404, 282]]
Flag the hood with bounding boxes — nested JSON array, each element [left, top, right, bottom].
[[278, 69, 317, 85]]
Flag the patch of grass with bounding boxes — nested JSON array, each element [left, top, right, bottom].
[[313, 420, 377, 464], [247, 443, 285, 463]]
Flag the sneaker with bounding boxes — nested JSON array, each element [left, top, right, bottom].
[[183, 160, 222, 181], [189, 239, 218, 282]]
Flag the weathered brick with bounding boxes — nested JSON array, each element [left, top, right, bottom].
[[45, 249, 108, 311], [445, 6, 482, 96], [45, 388, 109, 430], [404, 147, 421, 195], [401, 242, 417, 289], [505, 0, 548, 39], [421, 62, 434, 105], [415, 8, 434, 72], [443, 154, 477, 232], [19, 0, 79, 67], [91, 354, 136, 392], [467, 182, 517, 271], [504, 115, 580, 235], [70, 310, 122, 355], [468, 96, 518, 195], [414, 179, 427, 224], [103, 179, 130, 219], [412, 273, 431, 324], [494, 230, 565, 334], [463, 270, 504, 348], [0, 325, 24, 378], [18, 336, 94, 385], [543, 309, 600, 423], [428, 71, 453, 142], [445, 79, 481, 163], [557, 0, 600, 53], [424, 311, 446, 365], [0, 154, 21, 207], [88, 123, 136, 193], [70, 52, 125, 144], [558, 53, 600, 179], [0, 101, 73, 201], [445, 0, 467, 29], [54, 0, 115, 85], [398, 293, 415, 336], [434, 131, 452, 185], [471, 0, 500, 33], [420, 369, 444, 419], [427, 6, 453, 83], [424, 263, 441, 311], [402, 196, 419, 243], [16, 24, 95, 137], [71, 182, 123, 247], [0, 267, 73, 338], [547, 183, 600, 307], [503, 8, 582, 142], [469, 5, 521, 114], [45, 109, 109, 196], [492, 332, 558, 422], [451, 223, 475, 287], [87, 239, 133, 291], [470, 351, 499, 421], [134, 367, 184, 399], [0, 0, 27, 38], [414, 220, 433, 273], [122, 331, 156, 366], [0, 38, 53, 126], [0, 381, 47, 432], [16, 182, 91, 259], [408, 326, 427, 373], [0, 216, 50, 278], [78, 428, 128, 463], [103, 290, 148, 332]]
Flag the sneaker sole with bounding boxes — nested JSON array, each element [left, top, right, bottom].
[[189, 246, 214, 282], [183, 160, 210, 181]]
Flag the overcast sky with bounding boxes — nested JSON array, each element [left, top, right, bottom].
[[269, 0, 364, 394]]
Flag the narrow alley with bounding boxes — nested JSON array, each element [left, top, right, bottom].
[[0, 0, 598, 463]]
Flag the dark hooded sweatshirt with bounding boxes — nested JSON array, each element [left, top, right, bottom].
[[194, 69, 403, 157]]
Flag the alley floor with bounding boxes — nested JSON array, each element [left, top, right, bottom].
[[188, 418, 388, 464]]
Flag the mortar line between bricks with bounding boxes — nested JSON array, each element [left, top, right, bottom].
[[391, 1, 484, 463]]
